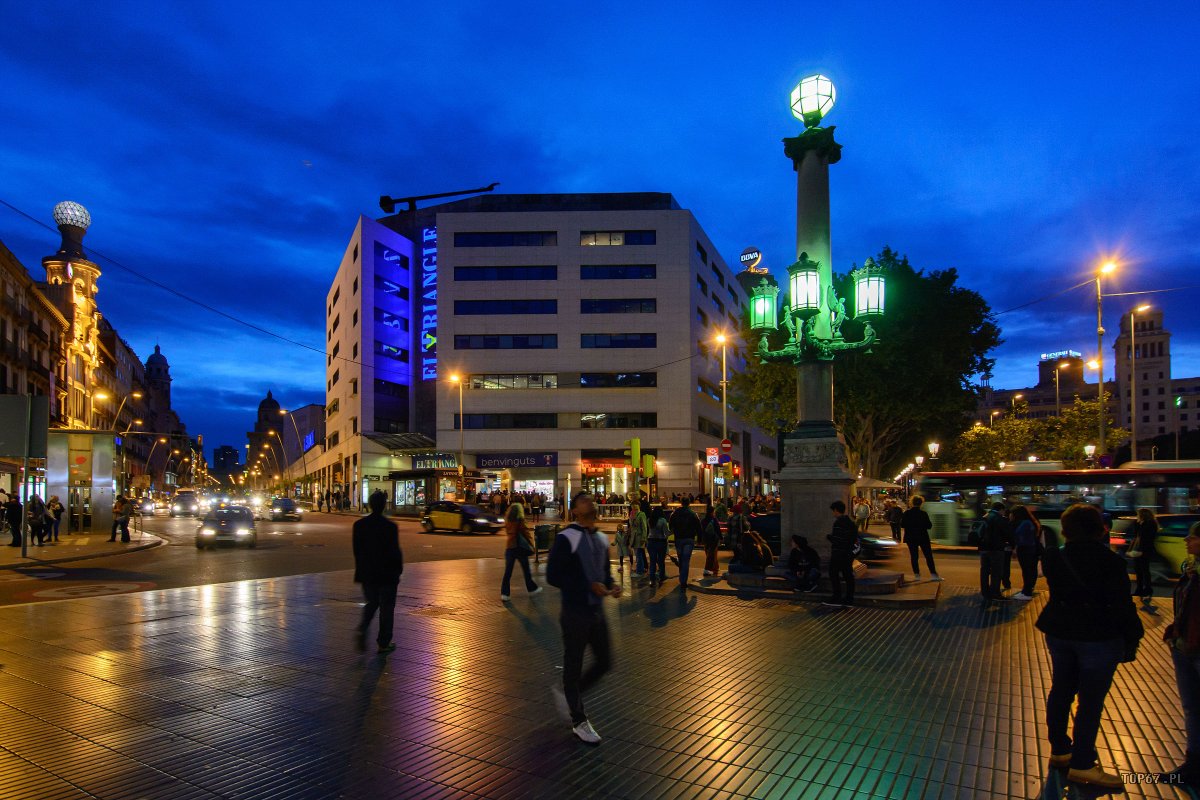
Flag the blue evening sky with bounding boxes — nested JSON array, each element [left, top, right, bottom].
[[2, 1, 1197, 457]]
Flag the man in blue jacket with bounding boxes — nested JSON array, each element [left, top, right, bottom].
[[547, 492, 620, 744]]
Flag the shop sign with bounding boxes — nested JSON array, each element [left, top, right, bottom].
[[477, 452, 558, 469], [706, 448, 719, 465], [413, 454, 459, 470], [420, 226, 438, 380]]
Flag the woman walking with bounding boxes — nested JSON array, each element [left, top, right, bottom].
[[629, 501, 649, 577], [1130, 507, 1158, 603], [500, 503, 542, 601], [1009, 505, 1043, 600], [47, 495, 65, 543], [27, 493, 47, 546], [701, 505, 721, 577], [1036, 503, 1143, 790]]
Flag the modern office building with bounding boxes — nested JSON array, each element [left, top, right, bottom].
[[979, 351, 1108, 422]]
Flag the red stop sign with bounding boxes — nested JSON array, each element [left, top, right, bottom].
[[720, 439, 733, 454]]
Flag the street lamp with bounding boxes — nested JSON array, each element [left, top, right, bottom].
[[1054, 361, 1069, 416], [266, 429, 288, 490], [927, 442, 940, 461], [1096, 260, 1117, 459], [1011, 393, 1023, 414], [280, 408, 311, 501], [1128, 304, 1152, 460], [146, 437, 168, 489], [95, 390, 144, 432], [989, 410, 1000, 427], [715, 332, 729, 500], [1084, 443, 1097, 467], [450, 374, 465, 488], [746, 74, 887, 549]]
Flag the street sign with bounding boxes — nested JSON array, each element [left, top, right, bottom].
[[705, 448, 719, 465], [718, 455, 731, 464], [720, 439, 733, 454]]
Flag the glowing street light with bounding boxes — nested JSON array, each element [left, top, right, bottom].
[[1054, 361, 1070, 416], [1095, 260, 1118, 460], [790, 74, 836, 128]]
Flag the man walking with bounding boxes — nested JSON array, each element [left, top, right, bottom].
[[824, 500, 857, 608], [901, 496, 941, 582], [978, 501, 1011, 603], [669, 499, 702, 590], [352, 490, 404, 653], [547, 493, 620, 744]]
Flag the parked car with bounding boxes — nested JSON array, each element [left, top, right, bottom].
[[421, 502, 503, 534], [196, 505, 257, 549], [1112, 513, 1200, 578], [269, 498, 303, 521], [171, 489, 200, 517]]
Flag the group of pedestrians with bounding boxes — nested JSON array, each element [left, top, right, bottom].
[[0, 490, 65, 547], [975, 501, 1048, 603]]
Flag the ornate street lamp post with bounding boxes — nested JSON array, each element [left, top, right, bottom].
[[747, 74, 887, 559]]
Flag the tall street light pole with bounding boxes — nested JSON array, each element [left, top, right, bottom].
[[1129, 304, 1151, 460], [1054, 361, 1069, 416], [1011, 393, 1023, 414], [280, 409, 310, 502], [715, 332, 728, 501], [1096, 261, 1116, 459]]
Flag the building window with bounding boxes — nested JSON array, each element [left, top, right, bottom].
[[698, 416, 723, 438], [580, 412, 658, 429], [581, 298, 657, 314], [327, 432, 339, 448], [758, 444, 777, 460], [697, 379, 721, 403], [350, 378, 358, 395], [711, 264, 724, 287], [455, 413, 558, 429], [332, 342, 340, 360], [1159, 387, 1166, 395], [581, 264, 656, 280], [353, 276, 359, 294], [352, 245, 358, 263], [1159, 401, 1166, 409], [581, 333, 656, 349], [696, 242, 708, 264], [454, 231, 557, 247], [374, 276, 409, 300], [697, 307, 709, 327], [376, 343, 409, 363], [580, 230, 656, 246], [353, 310, 359, 327], [454, 299, 557, 315], [454, 265, 558, 281], [471, 374, 558, 389], [374, 309, 409, 331], [696, 275, 708, 297], [712, 295, 725, 315], [351, 416, 359, 435], [579, 372, 657, 388], [331, 315, 340, 334], [331, 369, 340, 386], [454, 334, 558, 350], [332, 288, 340, 307]]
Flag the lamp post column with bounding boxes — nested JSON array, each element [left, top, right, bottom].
[[1130, 312, 1138, 460]]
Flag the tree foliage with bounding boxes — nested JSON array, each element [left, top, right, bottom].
[[946, 394, 1129, 469], [730, 248, 1001, 479]]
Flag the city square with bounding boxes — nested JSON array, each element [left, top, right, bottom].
[[2, 2, 1200, 798]]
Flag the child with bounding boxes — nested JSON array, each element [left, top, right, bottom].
[[615, 522, 631, 574]]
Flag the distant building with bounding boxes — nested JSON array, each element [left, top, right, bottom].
[[213, 445, 240, 473]]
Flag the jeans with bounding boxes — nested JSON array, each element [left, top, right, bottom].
[[1134, 554, 1153, 597], [635, 546, 647, 574], [647, 539, 668, 583], [890, 522, 901, 540], [907, 541, 937, 575], [979, 551, 1006, 598], [1172, 647, 1200, 767], [359, 582, 398, 647], [829, 553, 854, 603], [1017, 549, 1039, 595], [790, 567, 820, 591], [675, 539, 695, 587], [501, 547, 538, 595], [561, 605, 611, 725], [50, 517, 60, 540], [1044, 634, 1123, 769]]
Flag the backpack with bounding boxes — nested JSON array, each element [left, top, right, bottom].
[[978, 514, 1010, 550], [650, 517, 669, 540]]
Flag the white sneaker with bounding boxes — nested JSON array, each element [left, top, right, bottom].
[[930, 575, 944, 582], [530, 586, 544, 595], [702, 570, 713, 576], [911, 574, 922, 582], [500, 594, 510, 601], [1012, 592, 1033, 600], [572, 719, 601, 744]]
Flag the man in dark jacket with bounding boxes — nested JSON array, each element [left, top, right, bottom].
[[352, 491, 403, 653], [901, 496, 941, 582], [5, 495, 22, 547], [978, 502, 1011, 602], [547, 492, 620, 744], [824, 500, 858, 607], [1163, 523, 1200, 788], [668, 501, 702, 590]]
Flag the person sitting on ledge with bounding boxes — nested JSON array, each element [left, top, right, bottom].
[[787, 535, 821, 592], [729, 527, 773, 574]]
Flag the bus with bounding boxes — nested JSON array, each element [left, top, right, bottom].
[[914, 461, 1200, 547]]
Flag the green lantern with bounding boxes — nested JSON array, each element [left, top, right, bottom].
[[787, 252, 821, 318], [851, 258, 886, 318], [750, 279, 779, 331], [790, 74, 836, 129]]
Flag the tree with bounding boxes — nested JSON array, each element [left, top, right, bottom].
[[731, 248, 1001, 479], [945, 395, 1129, 468]]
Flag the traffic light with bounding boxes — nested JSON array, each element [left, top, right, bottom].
[[642, 453, 656, 479], [1177, 395, 1184, 408], [623, 438, 641, 468]]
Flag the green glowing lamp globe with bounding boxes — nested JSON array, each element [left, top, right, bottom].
[[790, 74, 836, 128]]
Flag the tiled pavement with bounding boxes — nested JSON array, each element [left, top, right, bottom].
[[0, 558, 1191, 800]]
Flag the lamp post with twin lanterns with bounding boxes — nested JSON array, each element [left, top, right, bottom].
[[746, 74, 888, 560]]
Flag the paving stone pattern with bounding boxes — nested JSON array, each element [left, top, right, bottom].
[[0, 559, 1190, 799]]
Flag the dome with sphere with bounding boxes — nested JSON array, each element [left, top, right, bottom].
[[53, 201, 91, 230]]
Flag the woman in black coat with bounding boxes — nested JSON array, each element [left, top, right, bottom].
[[1036, 503, 1143, 790], [1130, 507, 1158, 603]]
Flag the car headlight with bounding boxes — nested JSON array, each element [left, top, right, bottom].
[[174, 505, 182, 511], [200, 528, 216, 536], [474, 517, 489, 524], [234, 528, 251, 537]]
